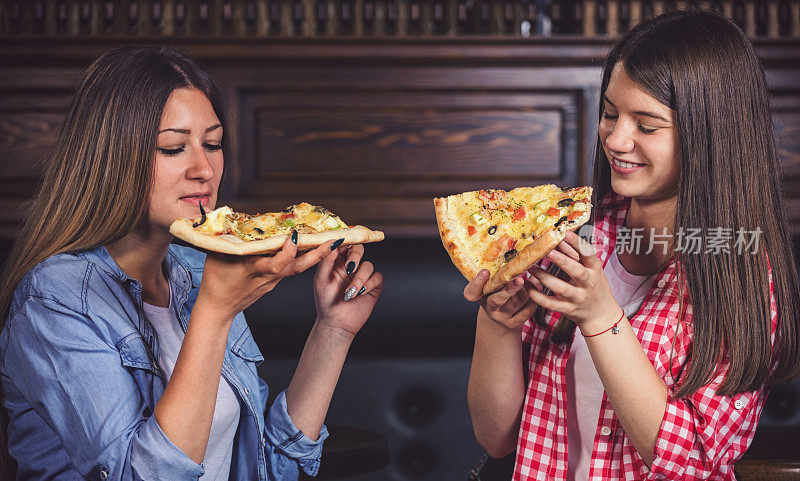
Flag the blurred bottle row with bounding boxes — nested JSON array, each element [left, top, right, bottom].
[[2, 0, 798, 38]]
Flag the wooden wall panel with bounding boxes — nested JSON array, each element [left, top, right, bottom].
[[0, 39, 797, 239], [232, 88, 581, 236], [255, 108, 562, 177], [774, 99, 800, 182], [228, 87, 582, 236], [0, 93, 70, 202]]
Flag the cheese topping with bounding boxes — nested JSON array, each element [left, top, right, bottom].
[[195, 206, 236, 236], [191, 203, 349, 241], [446, 185, 592, 274]]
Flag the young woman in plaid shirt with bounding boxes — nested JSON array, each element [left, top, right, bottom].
[[465, 10, 800, 481]]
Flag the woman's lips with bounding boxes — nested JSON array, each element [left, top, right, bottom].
[[610, 155, 645, 175], [180, 195, 210, 206]]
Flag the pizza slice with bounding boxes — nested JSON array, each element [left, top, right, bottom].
[[170, 202, 384, 255], [434, 185, 593, 295]]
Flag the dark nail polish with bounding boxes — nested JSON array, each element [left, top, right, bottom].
[[357, 286, 366, 296], [330, 238, 345, 250], [346, 260, 356, 275], [291, 230, 298, 244]]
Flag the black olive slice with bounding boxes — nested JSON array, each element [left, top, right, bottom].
[[554, 216, 568, 228], [504, 249, 517, 262], [488, 225, 498, 235], [192, 204, 207, 228]]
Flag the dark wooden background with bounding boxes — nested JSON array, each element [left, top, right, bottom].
[[2, 1, 799, 480]]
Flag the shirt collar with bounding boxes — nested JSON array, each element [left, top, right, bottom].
[[77, 244, 196, 292]]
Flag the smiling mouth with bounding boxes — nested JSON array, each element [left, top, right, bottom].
[[611, 156, 644, 169]]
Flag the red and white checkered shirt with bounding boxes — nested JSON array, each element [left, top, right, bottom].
[[515, 192, 778, 480]]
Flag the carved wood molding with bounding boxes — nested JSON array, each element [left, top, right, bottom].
[[2, 36, 800, 68]]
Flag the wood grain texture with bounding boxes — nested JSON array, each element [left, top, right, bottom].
[[255, 107, 562, 176], [0, 38, 797, 239], [735, 425, 800, 481]]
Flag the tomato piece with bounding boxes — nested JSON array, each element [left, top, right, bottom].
[[483, 234, 510, 261], [568, 210, 583, 220], [467, 225, 476, 236], [547, 207, 561, 216], [513, 207, 526, 221], [507, 238, 518, 250], [280, 212, 296, 220]]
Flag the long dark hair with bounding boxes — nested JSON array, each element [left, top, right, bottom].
[[0, 45, 226, 479], [537, 10, 800, 399]]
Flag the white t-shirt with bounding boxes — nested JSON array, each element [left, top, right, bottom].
[[566, 250, 655, 481], [142, 291, 241, 481]]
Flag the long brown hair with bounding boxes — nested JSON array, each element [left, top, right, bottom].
[[537, 10, 800, 399], [0, 45, 226, 478]]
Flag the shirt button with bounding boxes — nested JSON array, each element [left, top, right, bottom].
[[100, 469, 109, 480], [657, 279, 666, 289], [601, 426, 613, 436], [244, 387, 250, 396], [734, 400, 744, 409], [261, 436, 267, 447]]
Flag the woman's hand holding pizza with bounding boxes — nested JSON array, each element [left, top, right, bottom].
[[463, 270, 540, 331], [196, 236, 338, 323], [313, 243, 384, 340], [527, 231, 623, 334]]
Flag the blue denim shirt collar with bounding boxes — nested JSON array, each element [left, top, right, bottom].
[[77, 244, 200, 293]]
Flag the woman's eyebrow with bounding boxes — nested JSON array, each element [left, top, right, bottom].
[[602, 94, 670, 123], [158, 123, 222, 134]]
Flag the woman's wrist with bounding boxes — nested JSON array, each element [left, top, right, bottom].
[[191, 296, 236, 328], [578, 305, 625, 337], [477, 307, 524, 336], [312, 319, 357, 346]]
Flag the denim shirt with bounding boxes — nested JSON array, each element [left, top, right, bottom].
[[0, 244, 328, 481]]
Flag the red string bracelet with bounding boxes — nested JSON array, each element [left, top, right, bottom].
[[583, 311, 625, 338]]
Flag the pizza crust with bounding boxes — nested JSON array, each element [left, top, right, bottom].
[[170, 218, 384, 255], [482, 206, 591, 295], [434, 197, 480, 281]]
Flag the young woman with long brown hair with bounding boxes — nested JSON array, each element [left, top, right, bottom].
[[0, 46, 383, 480], [465, 10, 799, 480]]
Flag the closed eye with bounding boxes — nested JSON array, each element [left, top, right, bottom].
[[158, 147, 183, 156], [603, 112, 658, 134], [157, 143, 222, 156]]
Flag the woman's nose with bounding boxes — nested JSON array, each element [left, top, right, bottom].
[[187, 146, 214, 181], [604, 120, 635, 153]]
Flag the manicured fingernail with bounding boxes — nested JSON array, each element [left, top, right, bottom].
[[344, 286, 358, 301], [357, 286, 366, 296], [330, 238, 345, 250], [291, 230, 298, 244], [346, 260, 357, 275]]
